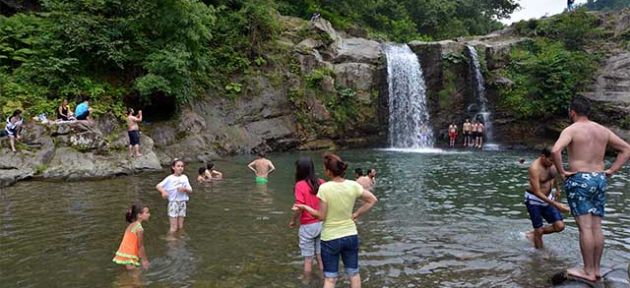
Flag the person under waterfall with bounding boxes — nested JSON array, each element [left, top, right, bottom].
[[462, 119, 471, 147], [448, 122, 458, 148], [476, 121, 485, 149]]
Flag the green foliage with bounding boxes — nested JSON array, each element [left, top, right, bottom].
[[0, 0, 217, 119], [443, 52, 466, 65], [584, 0, 630, 11], [513, 8, 601, 50], [276, 0, 518, 41], [224, 82, 243, 99], [304, 67, 334, 88], [499, 39, 597, 119], [323, 86, 358, 126]]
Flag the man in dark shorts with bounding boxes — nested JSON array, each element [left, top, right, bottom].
[[524, 147, 568, 249], [127, 108, 143, 157], [552, 97, 630, 281], [462, 119, 471, 147]]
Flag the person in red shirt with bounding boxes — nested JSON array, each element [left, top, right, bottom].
[[289, 156, 325, 279]]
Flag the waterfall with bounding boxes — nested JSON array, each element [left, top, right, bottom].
[[385, 44, 434, 148], [466, 45, 495, 144]]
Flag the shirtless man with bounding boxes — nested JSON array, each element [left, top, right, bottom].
[[355, 168, 372, 190], [448, 122, 458, 148], [551, 97, 630, 281], [462, 119, 471, 147], [247, 152, 276, 184], [476, 122, 485, 148], [524, 147, 568, 249], [470, 120, 478, 149], [127, 108, 143, 157]]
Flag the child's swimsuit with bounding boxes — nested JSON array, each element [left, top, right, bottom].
[[112, 222, 143, 266]]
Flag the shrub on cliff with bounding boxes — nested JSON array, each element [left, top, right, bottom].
[[499, 39, 597, 119]]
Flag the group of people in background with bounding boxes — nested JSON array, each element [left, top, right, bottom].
[[447, 118, 485, 148], [113, 152, 379, 288]]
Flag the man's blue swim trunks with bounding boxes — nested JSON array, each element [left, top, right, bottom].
[[565, 172, 607, 217]]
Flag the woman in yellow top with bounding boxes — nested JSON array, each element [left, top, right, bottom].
[[113, 204, 151, 270], [294, 153, 377, 288]]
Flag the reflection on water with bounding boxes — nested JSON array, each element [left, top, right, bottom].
[[0, 150, 628, 287]]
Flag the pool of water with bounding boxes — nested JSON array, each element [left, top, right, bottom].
[[1, 149, 628, 287]]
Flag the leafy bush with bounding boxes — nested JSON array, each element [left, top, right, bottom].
[[499, 39, 597, 119], [305, 67, 334, 88]]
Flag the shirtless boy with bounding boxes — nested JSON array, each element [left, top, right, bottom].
[[462, 119, 471, 147], [551, 97, 630, 281], [524, 147, 568, 249], [247, 152, 276, 184], [127, 108, 143, 157]]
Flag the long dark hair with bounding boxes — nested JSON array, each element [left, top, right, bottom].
[[125, 203, 146, 223], [295, 156, 320, 195]]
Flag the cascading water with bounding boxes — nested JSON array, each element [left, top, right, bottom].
[[466, 45, 495, 145], [385, 44, 434, 148]]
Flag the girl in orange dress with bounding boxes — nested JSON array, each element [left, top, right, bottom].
[[113, 204, 151, 270]]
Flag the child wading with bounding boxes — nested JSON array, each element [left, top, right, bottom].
[[112, 204, 151, 270], [289, 156, 325, 279], [156, 159, 192, 233]]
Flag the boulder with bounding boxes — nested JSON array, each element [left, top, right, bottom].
[[333, 38, 381, 64]]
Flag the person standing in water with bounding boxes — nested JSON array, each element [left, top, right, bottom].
[[289, 156, 325, 279], [551, 97, 630, 281], [524, 147, 568, 249], [156, 159, 193, 234], [127, 108, 143, 157], [355, 168, 372, 191], [112, 204, 151, 270], [462, 119, 471, 147], [476, 121, 485, 149], [448, 122, 458, 148], [204, 162, 223, 180], [248, 151, 275, 184], [294, 153, 378, 288]]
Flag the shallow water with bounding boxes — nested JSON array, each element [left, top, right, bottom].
[[1, 149, 629, 287]]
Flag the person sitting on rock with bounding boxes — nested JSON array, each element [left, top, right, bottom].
[[57, 99, 75, 121], [75, 96, 92, 121]]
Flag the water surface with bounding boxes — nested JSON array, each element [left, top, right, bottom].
[[1, 149, 628, 287]]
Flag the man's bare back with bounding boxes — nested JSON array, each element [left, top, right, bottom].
[[248, 158, 275, 177], [556, 121, 611, 172]]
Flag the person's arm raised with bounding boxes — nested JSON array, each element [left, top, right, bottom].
[[551, 129, 575, 179], [604, 130, 630, 177], [352, 189, 378, 221]]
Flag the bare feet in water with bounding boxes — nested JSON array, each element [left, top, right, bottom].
[[567, 267, 597, 282]]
